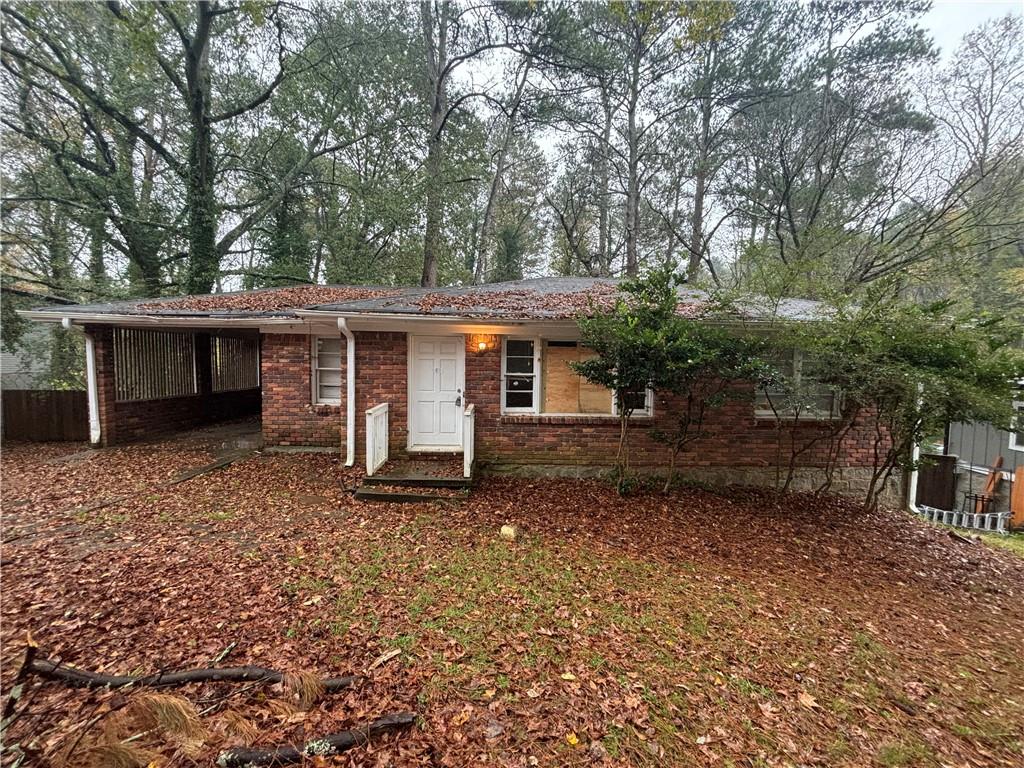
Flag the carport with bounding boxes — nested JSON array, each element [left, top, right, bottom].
[[21, 309, 263, 446]]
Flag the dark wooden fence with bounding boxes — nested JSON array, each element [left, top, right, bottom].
[[1, 390, 88, 442], [917, 453, 958, 511]]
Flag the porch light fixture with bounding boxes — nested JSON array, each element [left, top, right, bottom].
[[471, 333, 497, 352]]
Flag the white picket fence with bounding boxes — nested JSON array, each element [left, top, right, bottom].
[[366, 402, 389, 476], [916, 505, 1010, 535]]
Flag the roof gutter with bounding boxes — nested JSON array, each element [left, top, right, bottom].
[[19, 310, 296, 327], [338, 317, 355, 467], [295, 309, 803, 328]]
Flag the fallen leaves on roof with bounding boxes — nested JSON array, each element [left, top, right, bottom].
[[414, 285, 619, 317], [413, 283, 703, 318], [136, 285, 402, 313]]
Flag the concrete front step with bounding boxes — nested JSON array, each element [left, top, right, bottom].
[[362, 474, 471, 489], [353, 485, 469, 503]]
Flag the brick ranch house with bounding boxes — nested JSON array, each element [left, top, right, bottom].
[[23, 278, 888, 495]]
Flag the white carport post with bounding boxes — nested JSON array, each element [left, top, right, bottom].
[[64, 317, 101, 445], [337, 317, 356, 467]]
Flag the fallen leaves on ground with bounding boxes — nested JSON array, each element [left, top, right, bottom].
[[2, 434, 1023, 767]]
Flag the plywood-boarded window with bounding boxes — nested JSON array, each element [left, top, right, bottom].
[[542, 341, 613, 414], [113, 327, 197, 402]]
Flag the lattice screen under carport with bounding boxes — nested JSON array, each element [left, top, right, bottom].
[[113, 327, 198, 402]]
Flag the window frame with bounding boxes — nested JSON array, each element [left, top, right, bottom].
[[755, 348, 841, 421], [1010, 400, 1024, 452], [311, 335, 343, 406], [613, 387, 654, 418], [500, 336, 541, 414]]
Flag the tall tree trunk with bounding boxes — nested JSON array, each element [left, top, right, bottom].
[[86, 211, 108, 295], [422, 111, 444, 288], [624, 55, 641, 277], [184, 1, 218, 294], [473, 62, 531, 284], [686, 100, 712, 281], [597, 82, 613, 276], [420, 0, 449, 288]]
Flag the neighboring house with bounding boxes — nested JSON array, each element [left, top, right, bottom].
[[0, 324, 52, 390], [946, 399, 1023, 518], [21, 278, 887, 494]]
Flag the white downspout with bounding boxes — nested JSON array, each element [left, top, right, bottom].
[[907, 435, 921, 515], [64, 318, 101, 446], [907, 383, 924, 515], [337, 318, 355, 467]]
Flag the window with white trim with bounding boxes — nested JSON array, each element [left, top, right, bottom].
[[614, 388, 654, 417], [500, 337, 653, 417], [313, 336, 342, 404], [756, 349, 839, 419], [1010, 401, 1024, 452], [502, 338, 539, 412]]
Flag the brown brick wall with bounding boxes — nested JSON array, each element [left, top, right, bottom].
[[352, 332, 408, 458], [260, 333, 342, 447], [86, 324, 260, 446], [461, 336, 882, 470], [90, 323, 886, 472], [342, 333, 882, 471], [260, 331, 409, 452]]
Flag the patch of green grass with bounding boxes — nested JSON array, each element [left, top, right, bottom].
[[827, 734, 853, 761], [280, 575, 333, 595], [852, 630, 886, 667], [877, 739, 934, 767], [686, 611, 709, 638], [602, 725, 626, 758], [731, 676, 775, 699], [978, 532, 1024, 559], [950, 717, 1021, 750]]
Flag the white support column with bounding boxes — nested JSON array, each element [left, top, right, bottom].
[[68, 318, 102, 446]]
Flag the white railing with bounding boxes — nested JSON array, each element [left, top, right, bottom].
[[366, 402, 389, 476], [463, 403, 475, 479]]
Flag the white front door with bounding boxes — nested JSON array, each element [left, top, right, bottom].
[[409, 335, 465, 450]]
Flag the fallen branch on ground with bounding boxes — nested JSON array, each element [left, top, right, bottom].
[[25, 656, 361, 695], [215, 712, 416, 767], [947, 529, 978, 545], [2, 637, 39, 725]]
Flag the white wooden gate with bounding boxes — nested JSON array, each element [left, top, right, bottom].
[[366, 402, 389, 475]]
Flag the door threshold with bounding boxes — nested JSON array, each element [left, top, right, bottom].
[[408, 445, 463, 454]]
